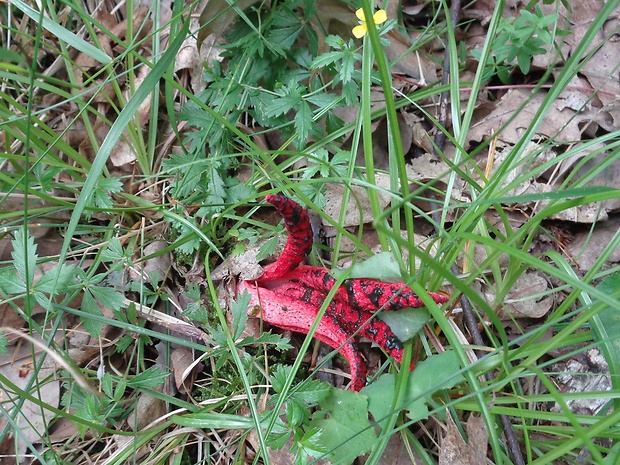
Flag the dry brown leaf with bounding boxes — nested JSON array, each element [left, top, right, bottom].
[[211, 245, 265, 282], [0, 334, 61, 463], [439, 415, 489, 465], [501, 271, 553, 319], [129, 240, 172, 284], [467, 89, 592, 147], [385, 30, 438, 86], [323, 184, 391, 228], [373, 432, 423, 464], [568, 217, 620, 270], [130, 380, 167, 430], [170, 345, 203, 394]]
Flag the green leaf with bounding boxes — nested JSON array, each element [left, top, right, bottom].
[[182, 284, 209, 323], [287, 398, 310, 427], [270, 364, 295, 393], [294, 100, 313, 148], [101, 373, 115, 398], [0, 270, 26, 294], [293, 427, 329, 462], [257, 235, 279, 261], [308, 388, 376, 463], [363, 351, 464, 427], [91, 177, 123, 210], [340, 252, 403, 281], [378, 308, 430, 342], [517, 52, 531, 74], [310, 50, 346, 69], [80, 291, 105, 337], [35, 263, 78, 294], [268, 25, 303, 50], [305, 92, 340, 109], [11, 227, 38, 288], [263, 91, 301, 118], [100, 238, 129, 263], [270, 366, 330, 404], [89, 286, 126, 312], [339, 50, 360, 84], [173, 411, 260, 429], [242, 332, 293, 350], [128, 367, 169, 389], [232, 291, 251, 339]]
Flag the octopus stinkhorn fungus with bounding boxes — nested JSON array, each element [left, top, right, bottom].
[[238, 194, 449, 390]]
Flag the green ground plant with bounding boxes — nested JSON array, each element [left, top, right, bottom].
[[1, 0, 620, 464]]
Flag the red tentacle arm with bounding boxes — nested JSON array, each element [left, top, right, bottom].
[[259, 194, 313, 281], [265, 279, 408, 364], [238, 281, 367, 390], [282, 265, 450, 311]]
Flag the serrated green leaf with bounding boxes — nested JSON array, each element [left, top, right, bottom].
[[310, 50, 346, 69], [267, 430, 291, 450], [101, 373, 115, 398], [128, 366, 169, 389], [257, 235, 279, 261], [100, 238, 127, 263], [341, 80, 359, 106], [298, 427, 328, 457], [294, 101, 313, 148], [270, 364, 294, 393], [268, 25, 303, 49], [90, 177, 123, 210], [287, 398, 309, 427], [11, 227, 37, 288], [363, 350, 464, 428], [81, 290, 105, 337], [324, 35, 345, 49], [263, 92, 301, 119], [35, 263, 78, 294], [89, 286, 126, 312], [308, 388, 375, 464], [241, 332, 293, 350], [0, 270, 26, 294], [339, 52, 361, 84], [305, 92, 340, 110], [232, 291, 251, 339]]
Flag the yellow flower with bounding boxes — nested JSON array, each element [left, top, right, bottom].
[[352, 7, 387, 38]]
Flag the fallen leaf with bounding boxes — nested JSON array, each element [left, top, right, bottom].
[[501, 271, 553, 319], [568, 217, 620, 270], [467, 89, 592, 147], [439, 415, 488, 465], [0, 333, 61, 463]]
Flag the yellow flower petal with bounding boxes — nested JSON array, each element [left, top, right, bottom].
[[373, 9, 387, 25], [352, 24, 368, 39], [355, 8, 366, 21]]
